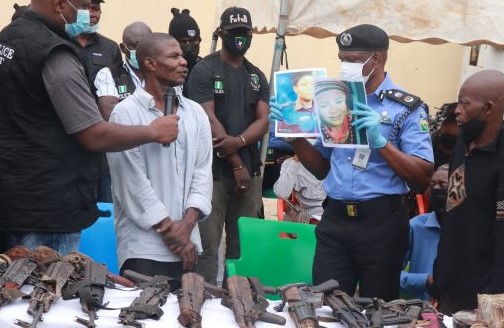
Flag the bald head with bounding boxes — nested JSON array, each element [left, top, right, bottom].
[[462, 70, 504, 109], [122, 21, 152, 45]]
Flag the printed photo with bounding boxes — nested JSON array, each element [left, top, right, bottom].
[[273, 68, 327, 137], [314, 78, 369, 148]]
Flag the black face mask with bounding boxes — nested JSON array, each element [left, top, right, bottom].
[[222, 31, 252, 56], [181, 43, 200, 68], [438, 134, 457, 150], [429, 189, 447, 224], [460, 117, 485, 145]]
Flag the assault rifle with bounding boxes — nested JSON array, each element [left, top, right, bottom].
[[356, 297, 445, 328], [119, 270, 172, 327], [63, 258, 117, 328], [274, 279, 340, 328], [14, 253, 86, 328], [324, 289, 369, 328], [223, 275, 286, 328], [0, 246, 60, 309], [177, 272, 227, 328]]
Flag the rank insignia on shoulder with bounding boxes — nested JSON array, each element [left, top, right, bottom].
[[379, 89, 422, 110]]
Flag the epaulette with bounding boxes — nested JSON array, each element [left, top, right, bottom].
[[379, 89, 422, 110]]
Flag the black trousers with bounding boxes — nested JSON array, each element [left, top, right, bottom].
[[313, 195, 409, 301], [120, 258, 188, 292]]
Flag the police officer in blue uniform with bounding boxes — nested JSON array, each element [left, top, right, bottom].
[[280, 24, 434, 301]]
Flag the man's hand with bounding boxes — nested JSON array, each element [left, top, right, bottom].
[[178, 242, 197, 270], [156, 218, 193, 254], [213, 135, 241, 158], [269, 96, 295, 121], [232, 166, 251, 194], [149, 114, 179, 144], [351, 102, 387, 148]]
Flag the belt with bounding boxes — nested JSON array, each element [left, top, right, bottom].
[[329, 195, 405, 218]]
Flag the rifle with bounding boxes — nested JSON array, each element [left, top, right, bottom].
[[223, 275, 286, 328], [0, 246, 59, 309], [14, 253, 86, 328], [177, 272, 227, 328], [357, 297, 441, 327], [118, 270, 172, 327], [324, 290, 369, 328], [274, 279, 340, 328], [63, 258, 116, 328]]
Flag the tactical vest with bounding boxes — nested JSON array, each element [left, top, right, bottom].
[[109, 62, 136, 101], [0, 11, 99, 232]]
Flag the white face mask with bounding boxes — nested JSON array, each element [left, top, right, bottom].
[[339, 54, 375, 84]]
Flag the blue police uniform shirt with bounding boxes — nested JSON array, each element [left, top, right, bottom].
[[319, 73, 434, 200], [400, 211, 440, 300]]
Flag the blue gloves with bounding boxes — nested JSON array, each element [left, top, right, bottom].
[[351, 102, 387, 149], [269, 96, 316, 133], [269, 96, 294, 121]]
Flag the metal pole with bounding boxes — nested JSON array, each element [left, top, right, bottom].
[[210, 28, 219, 53], [259, 0, 289, 176]]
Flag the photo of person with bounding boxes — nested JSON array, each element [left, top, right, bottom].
[[314, 78, 368, 147], [272, 68, 327, 137]]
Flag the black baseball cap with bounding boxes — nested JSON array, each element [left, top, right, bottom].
[[220, 6, 252, 31], [337, 24, 389, 51]]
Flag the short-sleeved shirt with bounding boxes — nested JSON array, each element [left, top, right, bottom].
[[187, 51, 269, 178], [320, 73, 434, 200], [42, 48, 103, 134], [94, 61, 143, 98]]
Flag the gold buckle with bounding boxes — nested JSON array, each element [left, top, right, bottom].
[[345, 204, 358, 217]]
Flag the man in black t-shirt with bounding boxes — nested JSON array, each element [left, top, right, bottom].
[[433, 70, 504, 314], [186, 6, 270, 285]]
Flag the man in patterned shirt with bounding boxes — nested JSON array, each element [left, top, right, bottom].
[[433, 69, 504, 314]]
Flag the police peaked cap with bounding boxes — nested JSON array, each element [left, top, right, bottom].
[[337, 24, 389, 51]]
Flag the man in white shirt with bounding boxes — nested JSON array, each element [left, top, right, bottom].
[[94, 21, 152, 121], [107, 33, 212, 286]]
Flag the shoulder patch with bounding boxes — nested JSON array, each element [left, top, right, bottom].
[[379, 89, 422, 110]]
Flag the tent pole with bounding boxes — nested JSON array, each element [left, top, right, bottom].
[[259, 0, 289, 176], [210, 28, 219, 53]]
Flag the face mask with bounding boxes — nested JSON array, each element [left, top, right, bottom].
[[181, 43, 200, 68], [84, 23, 99, 34], [460, 113, 485, 145], [222, 31, 252, 56], [429, 188, 448, 223], [124, 45, 139, 69], [60, 0, 90, 38], [439, 134, 457, 150], [339, 54, 375, 84]]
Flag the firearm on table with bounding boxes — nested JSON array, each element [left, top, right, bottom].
[[177, 272, 228, 328], [356, 297, 445, 328], [118, 269, 172, 328], [14, 253, 86, 328], [63, 258, 117, 328], [223, 275, 286, 328], [274, 279, 340, 328], [0, 246, 60, 309], [323, 289, 369, 328]]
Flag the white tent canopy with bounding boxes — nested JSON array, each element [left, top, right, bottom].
[[215, 0, 504, 47]]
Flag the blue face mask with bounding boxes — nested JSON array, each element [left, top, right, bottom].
[[124, 45, 139, 69], [60, 0, 90, 38], [84, 23, 99, 34]]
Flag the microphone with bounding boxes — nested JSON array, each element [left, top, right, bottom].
[[163, 87, 177, 147]]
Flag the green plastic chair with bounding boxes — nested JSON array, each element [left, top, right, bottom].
[[226, 217, 317, 300]]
